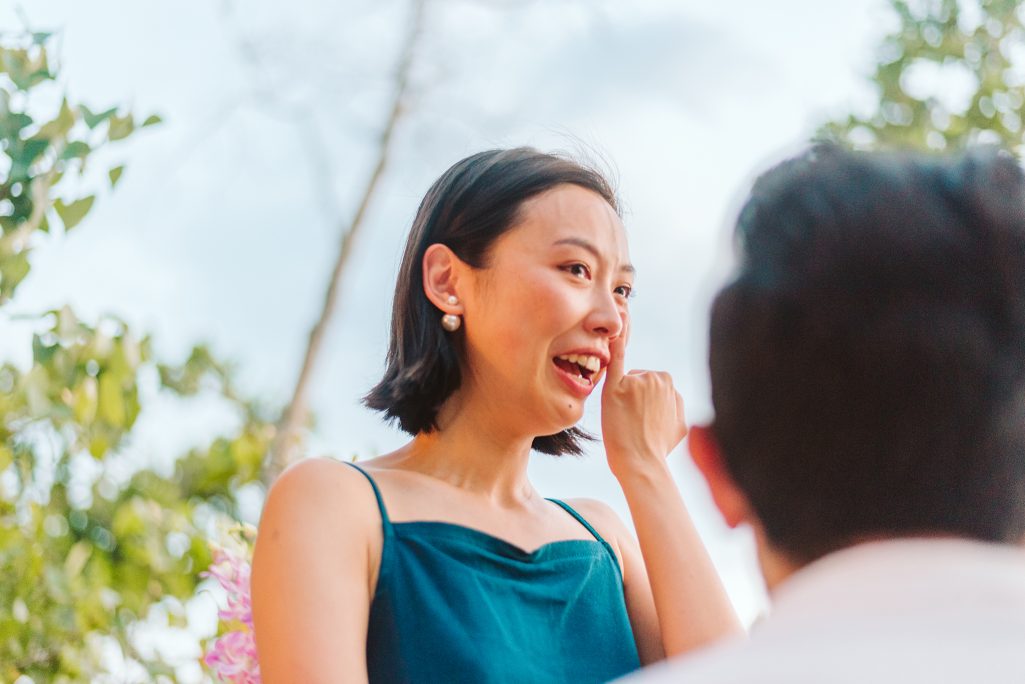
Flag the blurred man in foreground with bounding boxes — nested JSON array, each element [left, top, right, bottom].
[[631, 146, 1025, 683]]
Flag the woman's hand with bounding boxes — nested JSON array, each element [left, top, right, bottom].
[[600, 320, 743, 657], [600, 318, 688, 481]]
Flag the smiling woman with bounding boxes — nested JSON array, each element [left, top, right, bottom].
[[365, 148, 625, 455], [250, 148, 741, 683]]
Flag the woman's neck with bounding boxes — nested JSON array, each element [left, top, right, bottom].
[[392, 392, 540, 506]]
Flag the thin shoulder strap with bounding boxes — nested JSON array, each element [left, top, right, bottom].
[[547, 498, 608, 545], [345, 461, 392, 534], [549, 499, 622, 576]]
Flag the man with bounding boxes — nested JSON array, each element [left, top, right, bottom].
[[631, 146, 1025, 683]]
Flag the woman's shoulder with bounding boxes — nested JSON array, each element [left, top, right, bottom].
[[562, 497, 633, 559], [562, 497, 626, 532], [260, 457, 383, 537], [268, 456, 373, 499], [252, 458, 383, 680]]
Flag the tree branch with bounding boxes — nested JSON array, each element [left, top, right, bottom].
[[262, 0, 428, 482]]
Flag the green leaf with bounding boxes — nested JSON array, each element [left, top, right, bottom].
[[1, 48, 29, 87], [35, 99, 76, 140], [9, 138, 50, 180], [32, 333, 58, 365], [21, 137, 50, 164], [0, 110, 33, 139], [72, 376, 98, 423], [60, 141, 91, 161], [80, 105, 117, 129], [88, 434, 110, 459], [0, 251, 31, 300], [124, 387, 141, 426], [112, 499, 146, 537], [3, 46, 51, 90], [64, 541, 92, 577], [107, 115, 134, 142], [141, 114, 162, 128], [98, 371, 126, 426], [108, 165, 124, 188], [54, 195, 95, 231]]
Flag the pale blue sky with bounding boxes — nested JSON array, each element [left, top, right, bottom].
[[2, 0, 889, 670]]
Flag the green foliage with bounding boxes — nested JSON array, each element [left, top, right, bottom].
[[820, 0, 1025, 153], [0, 32, 159, 304], [0, 31, 274, 681], [1, 313, 274, 680]]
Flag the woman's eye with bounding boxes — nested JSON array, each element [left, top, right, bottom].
[[565, 263, 590, 279], [614, 284, 634, 299]]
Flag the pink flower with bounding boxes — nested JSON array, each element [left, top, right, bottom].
[[202, 545, 261, 683], [204, 630, 260, 684], [204, 547, 254, 626]]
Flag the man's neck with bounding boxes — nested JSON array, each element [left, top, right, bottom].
[[754, 525, 802, 592]]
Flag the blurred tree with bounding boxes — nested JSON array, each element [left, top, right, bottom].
[[261, 0, 428, 481], [820, 0, 1025, 153], [0, 31, 272, 681]]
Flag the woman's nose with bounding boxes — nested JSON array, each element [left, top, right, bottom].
[[587, 291, 624, 337]]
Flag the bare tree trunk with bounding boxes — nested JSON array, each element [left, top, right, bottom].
[[262, 0, 428, 483]]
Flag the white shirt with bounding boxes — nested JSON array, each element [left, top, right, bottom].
[[625, 538, 1025, 684]]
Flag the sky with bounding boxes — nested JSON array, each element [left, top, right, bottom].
[[1, 0, 890, 676]]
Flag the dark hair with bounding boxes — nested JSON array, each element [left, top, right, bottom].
[[709, 144, 1025, 563], [364, 147, 619, 455]]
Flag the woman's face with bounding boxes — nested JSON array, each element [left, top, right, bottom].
[[459, 183, 633, 437]]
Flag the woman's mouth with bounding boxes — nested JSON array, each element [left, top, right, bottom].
[[552, 353, 602, 390]]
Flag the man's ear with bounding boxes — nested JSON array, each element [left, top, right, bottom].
[[689, 425, 753, 529], [422, 243, 466, 314]]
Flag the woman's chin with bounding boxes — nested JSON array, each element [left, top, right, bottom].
[[541, 406, 586, 434]]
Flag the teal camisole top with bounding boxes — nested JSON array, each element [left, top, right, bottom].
[[347, 463, 642, 683]]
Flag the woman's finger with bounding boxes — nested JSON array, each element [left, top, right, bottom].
[[604, 323, 628, 386], [674, 390, 688, 441]]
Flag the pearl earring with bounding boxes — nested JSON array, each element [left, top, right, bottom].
[[441, 295, 461, 332]]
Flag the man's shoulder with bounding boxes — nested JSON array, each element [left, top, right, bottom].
[[627, 540, 1025, 683], [624, 623, 1025, 684]]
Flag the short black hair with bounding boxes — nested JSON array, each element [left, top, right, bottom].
[[364, 147, 619, 455], [709, 145, 1025, 563]]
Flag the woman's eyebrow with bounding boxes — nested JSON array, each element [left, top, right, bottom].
[[552, 237, 635, 274]]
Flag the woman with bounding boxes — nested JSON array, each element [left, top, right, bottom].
[[252, 148, 741, 682]]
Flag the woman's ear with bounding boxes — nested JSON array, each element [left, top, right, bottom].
[[422, 244, 465, 314], [689, 425, 754, 529]]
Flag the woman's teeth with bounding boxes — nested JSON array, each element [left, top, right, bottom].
[[556, 353, 601, 373]]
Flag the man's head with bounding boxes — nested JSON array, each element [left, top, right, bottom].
[[692, 145, 1025, 574]]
